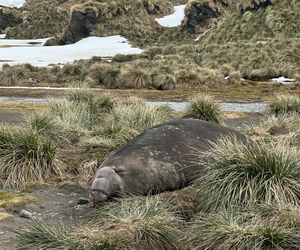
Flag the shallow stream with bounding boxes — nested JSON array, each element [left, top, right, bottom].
[[0, 97, 267, 113]]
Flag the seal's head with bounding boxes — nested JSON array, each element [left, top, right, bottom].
[[90, 166, 124, 203]]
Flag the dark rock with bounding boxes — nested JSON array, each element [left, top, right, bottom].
[[77, 197, 89, 205], [184, 2, 222, 33], [59, 9, 99, 45], [90, 119, 248, 203], [0, 8, 22, 33], [240, 0, 273, 14]]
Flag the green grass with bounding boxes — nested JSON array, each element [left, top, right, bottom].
[[194, 137, 300, 212], [245, 113, 300, 139], [184, 94, 223, 123], [111, 98, 173, 132], [26, 111, 65, 142], [120, 66, 151, 88], [267, 94, 300, 115], [5, 0, 69, 39], [0, 125, 60, 188], [0, 190, 34, 209], [187, 208, 300, 250], [17, 197, 182, 250], [89, 63, 120, 88]]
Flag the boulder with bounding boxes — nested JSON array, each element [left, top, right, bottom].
[[0, 8, 22, 33]]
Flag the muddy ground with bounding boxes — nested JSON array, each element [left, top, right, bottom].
[[0, 109, 24, 125]]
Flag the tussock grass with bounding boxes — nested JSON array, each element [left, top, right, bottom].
[[159, 187, 199, 221], [111, 100, 173, 132], [267, 94, 300, 115], [120, 66, 151, 88], [0, 125, 60, 188], [95, 197, 181, 249], [6, 0, 69, 39], [194, 137, 300, 212], [184, 94, 223, 123], [152, 73, 176, 90], [67, 85, 93, 104], [187, 208, 300, 250], [47, 98, 95, 133], [26, 111, 65, 142], [16, 219, 76, 250], [245, 113, 300, 138], [89, 63, 120, 87], [17, 197, 181, 250]]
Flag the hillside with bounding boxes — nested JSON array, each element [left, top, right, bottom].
[[0, 0, 299, 89]]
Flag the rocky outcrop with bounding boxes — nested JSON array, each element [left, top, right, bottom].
[[183, 2, 222, 33], [0, 8, 22, 33], [240, 0, 274, 14], [59, 8, 98, 45]]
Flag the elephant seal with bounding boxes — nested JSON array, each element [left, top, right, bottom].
[[90, 119, 247, 203]]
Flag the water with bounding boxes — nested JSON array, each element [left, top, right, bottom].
[[148, 101, 266, 113], [0, 97, 267, 113]]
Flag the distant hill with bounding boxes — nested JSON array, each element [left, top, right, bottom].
[[0, 0, 299, 88]]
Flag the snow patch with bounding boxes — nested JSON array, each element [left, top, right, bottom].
[[155, 5, 186, 28], [0, 35, 142, 68], [0, 38, 49, 47], [0, 34, 6, 39], [272, 76, 296, 85], [0, 0, 25, 8]]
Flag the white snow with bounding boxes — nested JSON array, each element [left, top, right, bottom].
[[155, 5, 186, 28], [0, 0, 26, 8], [0, 34, 6, 39], [0, 37, 49, 47], [0, 35, 142, 68], [272, 76, 296, 85]]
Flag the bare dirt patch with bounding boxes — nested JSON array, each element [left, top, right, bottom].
[[0, 184, 92, 250]]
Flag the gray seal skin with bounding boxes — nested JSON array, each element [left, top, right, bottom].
[[90, 119, 248, 203]]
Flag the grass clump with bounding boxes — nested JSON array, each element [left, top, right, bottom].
[[16, 219, 77, 250], [267, 94, 300, 115], [245, 114, 299, 139], [187, 209, 300, 250], [26, 112, 64, 142], [111, 99, 173, 132], [0, 126, 60, 188], [5, 0, 69, 39], [184, 94, 223, 123], [120, 67, 151, 88], [89, 63, 120, 88], [194, 137, 300, 212], [17, 197, 181, 250], [152, 73, 176, 90]]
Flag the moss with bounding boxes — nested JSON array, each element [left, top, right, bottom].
[[0, 190, 35, 209]]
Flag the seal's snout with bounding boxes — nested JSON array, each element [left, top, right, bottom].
[[89, 189, 108, 203]]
